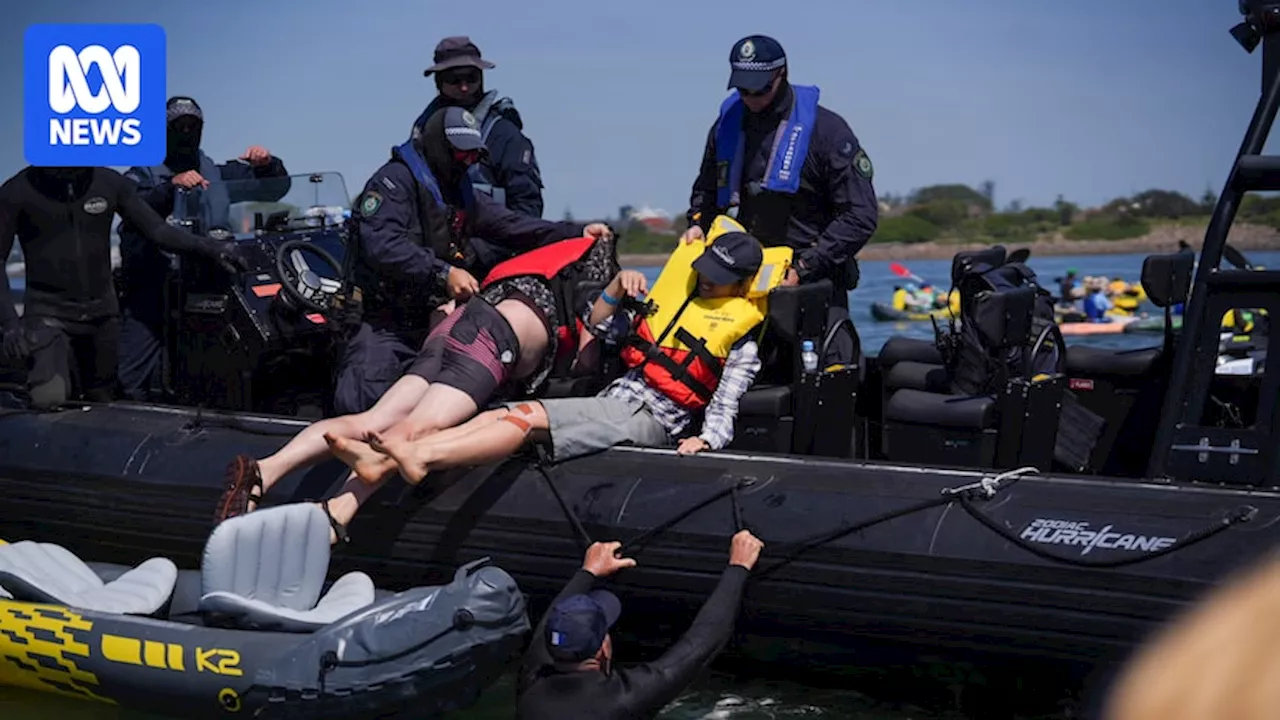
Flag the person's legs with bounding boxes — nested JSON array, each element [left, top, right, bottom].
[[364, 396, 670, 484], [378, 298, 525, 444], [74, 316, 120, 403], [116, 300, 164, 401], [326, 406, 512, 484], [24, 317, 74, 409]]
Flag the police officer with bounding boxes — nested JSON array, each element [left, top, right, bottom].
[[682, 35, 878, 367], [116, 96, 291, 400], [0, 167, 244, 408], [415, 36, 545, 220], [338, 105, 611, 415]]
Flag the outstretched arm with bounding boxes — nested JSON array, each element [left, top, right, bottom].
[[614, 531, 762, 718]]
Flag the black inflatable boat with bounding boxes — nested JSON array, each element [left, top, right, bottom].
[[0, 504, 530, 718], [2, 6, 1280, 689]]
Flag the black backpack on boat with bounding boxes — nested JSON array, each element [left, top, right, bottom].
[[933, 247, 1062, 396]]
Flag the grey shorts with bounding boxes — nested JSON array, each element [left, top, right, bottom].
[[521, 396, 672, 462]]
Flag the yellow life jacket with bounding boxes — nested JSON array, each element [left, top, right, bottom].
[[891, 288, 908, 311], [618, 215, 792, 410]]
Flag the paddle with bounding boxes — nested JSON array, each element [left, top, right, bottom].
[[888, 261, 925, 284]]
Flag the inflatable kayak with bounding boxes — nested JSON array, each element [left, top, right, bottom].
[[0, 504, 529, 719], [1058, 316, 1139, 336], [869, 301, 953, 322]]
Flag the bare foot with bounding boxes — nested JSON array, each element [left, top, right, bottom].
[[369, 431, 430, 485], [324, 432, 396, 484]]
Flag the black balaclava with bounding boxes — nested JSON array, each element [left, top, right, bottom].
[[164, 97, 204, 173], [416, 108, 466, 189], [26, 167, 95, 202]]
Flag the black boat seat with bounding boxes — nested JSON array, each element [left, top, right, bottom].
[[199, 504, 375, 633], [740, 384, 792, 416], [878, 336, 943, 369], [885, 388, 996, 429], [1065, 346, 1162, 379], [0, 541, 177, 615], [885, 361, 950, 393]]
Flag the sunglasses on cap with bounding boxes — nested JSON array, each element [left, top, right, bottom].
[[440, 69, 481, 86]]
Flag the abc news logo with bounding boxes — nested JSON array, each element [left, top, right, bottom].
[[48, 44, 143, 146], [24, 24, 166, 166]]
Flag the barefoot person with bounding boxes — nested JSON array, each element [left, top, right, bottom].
[[215, 232, 619, 523], [515, 531, 764, 719], [333, 229, 784, 494]]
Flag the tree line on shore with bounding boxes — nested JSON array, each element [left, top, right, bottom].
[[612, 184, 1280, 255]]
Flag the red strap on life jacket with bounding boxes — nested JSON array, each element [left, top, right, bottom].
[[480, 236, 597, 288]]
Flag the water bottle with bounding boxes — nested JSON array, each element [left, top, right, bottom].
[[801, 340, 819, 373]]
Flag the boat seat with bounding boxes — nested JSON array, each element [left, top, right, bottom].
[[878, 336, 943, 369], [884, 360, 950, 393], [199, 503, 376, 633], [740, 384, 792, 416], [885, 388, 996, 429], [1066, 345, 1162, 379], [0, 541, 177, 615]]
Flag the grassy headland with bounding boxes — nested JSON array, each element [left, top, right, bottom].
[[615, 184, 1280, 265]]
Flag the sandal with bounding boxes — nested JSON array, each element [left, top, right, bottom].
[[321, 498, 350, 545], [215, 455, 264, 524]]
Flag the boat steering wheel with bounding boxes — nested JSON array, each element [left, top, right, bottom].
[[273, 239, 344, 315]]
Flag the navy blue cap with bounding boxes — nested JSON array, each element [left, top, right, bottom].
[[544, 590, 622, 662], [692, 231, 764, 286], [442, 106, 486, 152], [728, 35, 786, 93]]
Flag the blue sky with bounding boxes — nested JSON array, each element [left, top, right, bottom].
[[0, 0, 1269, 220]]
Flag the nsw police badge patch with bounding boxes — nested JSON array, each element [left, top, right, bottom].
[[853, 149, 873, 180], [360, 190, 382, 216]]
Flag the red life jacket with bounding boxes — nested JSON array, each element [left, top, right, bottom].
[[480, 236, 599, 375]]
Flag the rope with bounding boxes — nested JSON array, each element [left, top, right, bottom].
[[533, 445, 593, 551], [956, 496, 1257, 569], [525, 460, 1254, 581]]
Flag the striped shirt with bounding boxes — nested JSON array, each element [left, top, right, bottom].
[[582, 298, 761, 450]]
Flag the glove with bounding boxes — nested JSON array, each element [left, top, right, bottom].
[[199, 240, 250, 275], [0, 325, 32, 367]]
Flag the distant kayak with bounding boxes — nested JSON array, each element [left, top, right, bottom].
[[1059, 316, 1139, 335], [869, 302, 953, 322]]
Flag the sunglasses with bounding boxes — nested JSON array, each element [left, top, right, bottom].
[[737, 72, 780, 98], [440, 70, 481, 86]]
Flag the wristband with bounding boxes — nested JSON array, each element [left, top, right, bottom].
[[600, 290, 620, 306]]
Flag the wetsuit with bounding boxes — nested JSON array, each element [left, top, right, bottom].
[[0, 167, 234, 407], [516, 565, 749, 719]]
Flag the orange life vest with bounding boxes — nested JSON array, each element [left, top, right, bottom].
[[480, 236, 600, 375]]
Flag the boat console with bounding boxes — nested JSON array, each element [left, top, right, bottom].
[[156, 172, 354, 417]]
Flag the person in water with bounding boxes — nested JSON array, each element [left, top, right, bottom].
[[336, 105, 607, 416], [117, 96, 290, 400], [515, 531, 764, 719], [214, 232, 621, 525], [681, 34, 877, 368], [0, 167, 245, 408], [329, 231, 769, 489]]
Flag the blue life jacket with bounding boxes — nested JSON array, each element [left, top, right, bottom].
[[411, 91, 516, 206], [390, 140, 475, 214], [1082, 291, 1111, 322], [713, 85, 820, 211]]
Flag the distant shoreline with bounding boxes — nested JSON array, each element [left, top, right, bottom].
[[619, 222, 1280, 266]]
